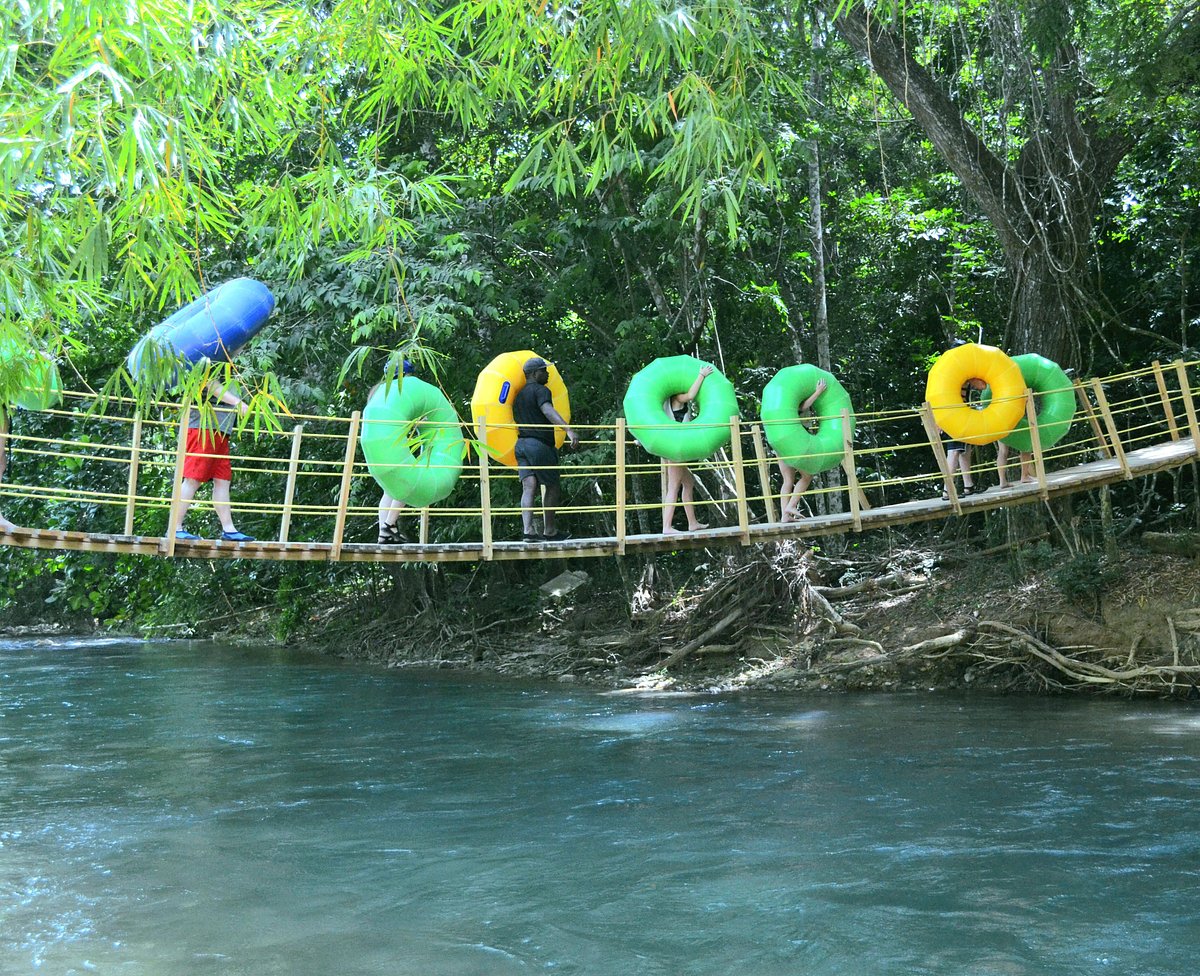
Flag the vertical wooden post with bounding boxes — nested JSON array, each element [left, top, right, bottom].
[[329, 410, 361, 561], [659, 455, 668, 530], [1025, 389, 1049, 500], [1090, 379, 1131, 478], [278, 424, 304, 544], [164, 400, 191, 557], [477, 416, 493, 559], [419, 508, 430, 545], [840, 409, 862, 531], [729, 416, 750, 544], [919, 402, 961, 515], [1172, 360, 1200, 448], [750, 423, 777, 525], [1152, 360, 1181, 441], [123, 413, 143, 536], [615, 418, 627, 554], [1074, 381, 1112, 459]]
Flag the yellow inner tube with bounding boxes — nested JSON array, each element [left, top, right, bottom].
[[925, 343, 1025, 445], [470, 350, 571, 467]]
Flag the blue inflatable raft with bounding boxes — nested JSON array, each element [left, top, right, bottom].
[[127, 278, 274, 380]]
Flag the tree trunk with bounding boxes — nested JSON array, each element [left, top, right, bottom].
[[829, 1, 1133, 370], [808, 141, 831, 374], [1008, 251, 1082, 368]]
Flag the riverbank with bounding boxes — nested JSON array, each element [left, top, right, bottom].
[[6, 537, 1196, 699], [303, 540, 1200, 699]]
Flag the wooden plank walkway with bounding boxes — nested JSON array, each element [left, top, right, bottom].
[[2, 436, 1194, 563]]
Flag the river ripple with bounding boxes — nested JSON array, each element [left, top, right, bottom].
[[2, 638, 1198, 975]]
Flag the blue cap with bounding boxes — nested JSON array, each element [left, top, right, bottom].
[[385, 358, 416, 379]]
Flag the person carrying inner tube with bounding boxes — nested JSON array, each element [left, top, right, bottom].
[[776, 378, 826, 522], [372, 358, 416, 545], [938, 376, 989, 501], [174, 357, 255, 542], [513, 356, 578, 542], [662, 364, 713, 534]]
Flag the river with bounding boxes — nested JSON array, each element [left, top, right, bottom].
[[1, 637, 1198, 974]]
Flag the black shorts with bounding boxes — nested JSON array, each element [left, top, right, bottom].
[[515, 437, 560, 488], [945, 439, 968, 453]]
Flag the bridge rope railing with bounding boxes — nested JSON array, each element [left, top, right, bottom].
[[1, 358, 1197, 554]]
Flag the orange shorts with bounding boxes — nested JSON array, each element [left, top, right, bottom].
[[182, 428, 232, 483]]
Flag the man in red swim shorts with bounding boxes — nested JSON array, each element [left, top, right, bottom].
[[174, 375, 255, 542]]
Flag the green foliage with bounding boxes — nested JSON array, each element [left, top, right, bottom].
[[1052, 552, 1122, 607], [1, 0, 1197, 634]]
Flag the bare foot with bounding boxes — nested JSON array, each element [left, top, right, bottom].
[[687, 522, 709, 531], [663, 526, 681, 535], [0, 514, 17, 533], [1019, 477, 1037, 484]]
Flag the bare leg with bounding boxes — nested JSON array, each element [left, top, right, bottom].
[[787, 472, 813, 518], [542, 482, 561, 536], [777, 460, 797, 522], [521, 475, 539, 535], [211, 478, 238, 533], [379, 493, 407, 531], [678, 466, 708, 531], [997, 442, 1011, 488], [954, 446, 975, 490], [662, 462, 684, 533], [1020, 452, 1036, 483], [175, 477, 202, 532]]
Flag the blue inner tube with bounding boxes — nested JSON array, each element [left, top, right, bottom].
[[127, 278, 274, 381]]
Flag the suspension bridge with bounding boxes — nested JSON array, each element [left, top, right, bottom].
[[1, 360, 1197, 564]]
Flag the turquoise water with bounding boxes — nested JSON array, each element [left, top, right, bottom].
[[2, 638, 1199, 975]]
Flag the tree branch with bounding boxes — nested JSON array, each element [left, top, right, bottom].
[[829, 3, 1027, 258]]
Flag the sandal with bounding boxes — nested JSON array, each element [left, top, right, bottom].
[[378, 523, 407, 545], [961, 485, 988, 497]]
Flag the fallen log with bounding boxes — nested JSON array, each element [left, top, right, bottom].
[[1142, 531, 1200, 556], [658, 608, 743, 669]]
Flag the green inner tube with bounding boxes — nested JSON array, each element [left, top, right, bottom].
[[983, 353, 1075, 452], [760, 364, 855, 475], [361, 377, 464, 508], [622, 355, 739, 462], [0, 339, 62, 411]]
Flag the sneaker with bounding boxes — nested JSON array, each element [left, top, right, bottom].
[[219, 530, 255, 542], [540, 530, 572, 542], [175, 529, 201, 541], [522, 532, 544, 543]]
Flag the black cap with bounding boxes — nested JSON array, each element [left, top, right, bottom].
[[523, 356, 549, 374]]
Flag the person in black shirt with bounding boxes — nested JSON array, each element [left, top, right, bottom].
[[513, 357, 578, 542]]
